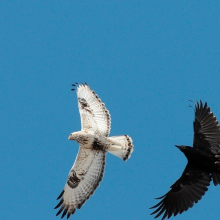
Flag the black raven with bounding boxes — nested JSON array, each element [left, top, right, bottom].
[[150, 101, 220, 219]]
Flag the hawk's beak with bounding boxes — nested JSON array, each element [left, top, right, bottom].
[[68, 135, 72, 140]]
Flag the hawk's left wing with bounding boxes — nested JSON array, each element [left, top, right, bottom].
[[73, 83, 111, 137], [55, 146, 106, 219]]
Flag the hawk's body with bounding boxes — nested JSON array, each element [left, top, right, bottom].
[[55, 83, 134, 219]]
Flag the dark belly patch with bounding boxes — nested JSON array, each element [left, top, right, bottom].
[[92, 138, 105, 150]]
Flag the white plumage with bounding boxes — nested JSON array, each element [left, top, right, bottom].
[[55, 83, 134, 219]]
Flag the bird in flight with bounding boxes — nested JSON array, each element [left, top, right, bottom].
[[54, 83, 134, 219], [150, 101, 220, 219]]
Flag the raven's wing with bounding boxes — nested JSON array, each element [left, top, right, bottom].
[[55, 146, 106, 219], [193, 100, 220, 154], [74, 83, 111, 137], [150, 164, 211, 220]]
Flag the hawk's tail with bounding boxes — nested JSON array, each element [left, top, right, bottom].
[[107, 135, 134, 161]]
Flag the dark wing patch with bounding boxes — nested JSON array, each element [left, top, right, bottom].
[[67, 170, 81, 188], [78, 98, 93, 114], [193, 100, 220, 154], [150, 164, 211, 220], [79, 98, 88, 108]]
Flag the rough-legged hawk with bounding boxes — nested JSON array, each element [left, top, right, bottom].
[[55, 83, 134, 219]]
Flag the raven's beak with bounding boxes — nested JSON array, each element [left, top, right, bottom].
[[175, 145, 180, 149]]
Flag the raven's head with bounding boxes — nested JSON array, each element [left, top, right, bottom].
[[175, 145, 186, 151], [175, 145, 193, 159]]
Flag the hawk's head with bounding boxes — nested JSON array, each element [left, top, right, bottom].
[[68, 132, 78, 141], [68, 131, 88, 145]]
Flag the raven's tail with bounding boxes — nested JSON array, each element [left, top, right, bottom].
[[212, 172, 220, 185], [213, 155, 220, 185]]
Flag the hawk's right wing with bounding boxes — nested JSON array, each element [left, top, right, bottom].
[[74, 83, 111, 137], [55, 146, 106, 219]]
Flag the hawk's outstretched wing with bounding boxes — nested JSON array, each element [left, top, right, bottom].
[[150, 164, 211, 220], [193, 101, 220, 154], [55, 146, 106, 219], [75, 83, 111, 137]]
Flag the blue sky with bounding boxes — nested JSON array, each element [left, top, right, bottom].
[[1, 1, 220, 219]]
